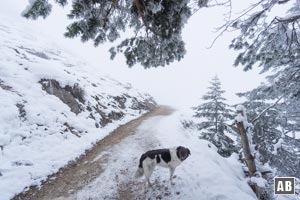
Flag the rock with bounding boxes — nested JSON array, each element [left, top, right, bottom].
[[108, 111, 124, 121], [113, 95, 127, 109], [63, 122, 81, 138], [130, 96, 156, 111], [12, 160, 34, 166], [19, 46, 50, 60], [39, 79, 156, 128], [16, 102, 26, 121], [40, 79, 83, 114], [64, 83, 85, 104]]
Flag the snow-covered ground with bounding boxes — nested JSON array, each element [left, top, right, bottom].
[[67, 111, 257, 200], [0, 13, 155, 200]]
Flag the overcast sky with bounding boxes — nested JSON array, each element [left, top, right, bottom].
[[3, 0, 268, 108]]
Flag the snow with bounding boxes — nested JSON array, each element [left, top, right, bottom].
[[67, 111, 257, 200], [287, 131, 300, 139], [236, 104, 246, 112], [250, 177, 267, 188], [272, 138, 283, 155], [236, 105, 248, 123], [0, 134, 10, 148], [235, 105, 251, 133], [257, 163, 272, 174], [0, 13, 154, 200], [235, 113, 244, 122], [149, 0, 164, 14]]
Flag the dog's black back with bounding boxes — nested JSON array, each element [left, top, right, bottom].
[[138, 149, 171, 168]]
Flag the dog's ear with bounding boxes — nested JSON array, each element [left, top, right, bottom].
[[176, 146, 184, 153]]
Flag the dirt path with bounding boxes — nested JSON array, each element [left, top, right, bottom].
[[13, 106, 174, 200]]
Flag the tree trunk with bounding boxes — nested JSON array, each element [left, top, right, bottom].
[[236, 121, 257, 177]]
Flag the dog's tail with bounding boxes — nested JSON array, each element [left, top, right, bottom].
[[134, 167, 144, 179], [135, 153, 145, 178]]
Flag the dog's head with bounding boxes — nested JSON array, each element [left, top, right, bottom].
[[176, 146, 191, 161]]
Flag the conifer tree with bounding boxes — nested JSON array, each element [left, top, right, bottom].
[[22, 0, 300, 77], [22, 0, 210, 68], [237, 84, 300, 178], [193, 76, 234, 157]]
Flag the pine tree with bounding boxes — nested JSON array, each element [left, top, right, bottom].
[[22, 0, 300, 75], [237, 85, 300, 179], [221, 1, 300, 194], [22, 0, 210, 68], [225, 0, 300, 116], [193, 75, 235, 157]]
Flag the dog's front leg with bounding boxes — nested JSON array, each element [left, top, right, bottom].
[[169, 167, 175, 185], [146, 178, 152, 187]]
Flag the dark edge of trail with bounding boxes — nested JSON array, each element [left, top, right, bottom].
[[12, 105, 174, 200]]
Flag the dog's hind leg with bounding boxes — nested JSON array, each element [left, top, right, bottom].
[[144, 164, 155, 188]]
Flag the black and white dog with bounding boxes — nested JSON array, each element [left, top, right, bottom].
[[135, 146, 191, 186]]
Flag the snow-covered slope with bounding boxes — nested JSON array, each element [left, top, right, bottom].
[[151, 112, 256, 200], [0, 15, 156, 200], [67, 111, 256, 200]]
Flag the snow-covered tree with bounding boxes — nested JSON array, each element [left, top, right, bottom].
[[23, 0, 300, 77], [237, 85, 300, 179], [193, 76, 235, 157], [233, 87, 300, 198], [22, 0, 211, 68], [221, 0, 300, 116], [216, 2, 300, 192]]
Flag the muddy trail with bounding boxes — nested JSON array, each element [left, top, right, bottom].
[[13, 106, 174, 200]]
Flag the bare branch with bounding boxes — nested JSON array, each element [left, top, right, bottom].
[[278, 0, 292, 4], [251, 97, 283, 124], [207, 0, 265, 48]]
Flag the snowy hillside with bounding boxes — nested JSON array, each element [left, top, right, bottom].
[[0, 15, 156, 200]]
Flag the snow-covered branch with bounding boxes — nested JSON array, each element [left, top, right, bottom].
[[251, 97, 283, 124], [275, 14, 300, 23]]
